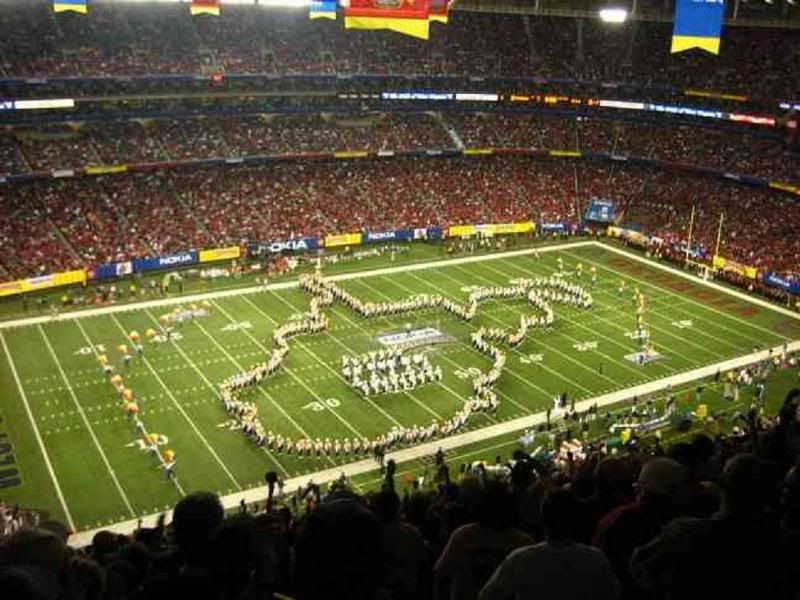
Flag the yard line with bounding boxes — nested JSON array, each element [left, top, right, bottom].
[[394, 271, 595, 398], [68, 337, 800, 549], [190, 318, 317, 440], [566, 249, 792, 343], [254, 291, 446, 422], [444, 263, 627, 386], [507, 255, 752, 359], [0, 331, 75, 531], [241, 293, 412, 425], [478, 261, 685, 374], [97, 315, 243, 491], [480, 260, 724, 363], [142, 309, 290, 479], [210, 299, 366, 440], [189, 316, 354, 478], [38, 324, 137, 518], [352, 277, 542, 412], [0, 242, 594, 331]]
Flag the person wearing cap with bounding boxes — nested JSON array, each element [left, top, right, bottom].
[[592, 457, 686, 599], [631, 453, 785, 600]]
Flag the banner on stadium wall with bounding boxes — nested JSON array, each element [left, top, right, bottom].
[[90, 261, 133, 281], [365, 229, 414, 243], [333, 151, 370, 159], [712, 255, 758, 280], [325, 232, 363, 248], [448, 225, 477, 238], [769, 181, 799, 194], [462, 148, 494, 156], [134, 251, 198, 274], [671, 0, 725, 55], [0, 269, 87, 298], [539, 223, 567, 233], [426, 226, 444, 240], [199, 246, 241, 263], [86, 164, 128, 176], [607, 226, 651, 246], [476, 222, 535, 235], [763, 273, 800, 295]]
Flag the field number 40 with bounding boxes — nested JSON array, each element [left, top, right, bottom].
[[303, 398, 341, 411]]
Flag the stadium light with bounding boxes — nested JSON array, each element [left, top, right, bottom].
[[598, 8, 629, 22]]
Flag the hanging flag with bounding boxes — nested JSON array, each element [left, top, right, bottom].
[[191, 0, 220, 16], [310, 0, 338, 20], [671, 0, 725, 55], [344, 0, 430, 40], [53, 0, 88, 14], [428, 0, 450, 24]]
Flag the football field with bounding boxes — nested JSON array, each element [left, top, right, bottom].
[[1, 241, 799, 543]]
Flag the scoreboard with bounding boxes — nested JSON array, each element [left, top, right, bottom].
[[584, 198, 616, 223]]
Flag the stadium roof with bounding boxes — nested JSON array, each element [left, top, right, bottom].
[[2, 0, 798, 27]]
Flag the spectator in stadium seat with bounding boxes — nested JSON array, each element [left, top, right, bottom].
[[434, 480, 534, 600], [630, 453, 785, 600], [592, 457, 686, 599], [370, 489, 430, 600], [144, 491, 225, 600], [574, 455, 638, 544], [478, 488, 620, 600], [292, 498, 384, 600], [763, 388, 800, 471]]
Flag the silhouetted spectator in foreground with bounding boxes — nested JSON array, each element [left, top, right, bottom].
[[479, 488, 619, 600], [371, 489, 429, 600], [435, 480, 533, 600], [144, 491, 225, 600], [293, 498, 383, 600], [631, 453, 784, 600], [593, 457, 686, 599]]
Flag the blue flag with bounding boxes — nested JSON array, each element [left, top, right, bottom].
[[671, 0, 725, 55], [309, 0, 337, 20]]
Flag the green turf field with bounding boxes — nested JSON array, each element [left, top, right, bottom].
[[1, 241, 799, 537]]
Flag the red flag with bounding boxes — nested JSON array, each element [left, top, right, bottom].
[[191, 0, 220, 16], [344, 0, 430, 40]]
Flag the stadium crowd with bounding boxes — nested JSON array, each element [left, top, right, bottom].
[[1, 3, 799, 100], [2, 382, 799, 600], [1, 154, 798, 286], [2, 113, 797, 186]]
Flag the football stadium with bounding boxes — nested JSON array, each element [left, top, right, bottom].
[[0, 0, 799, 598]]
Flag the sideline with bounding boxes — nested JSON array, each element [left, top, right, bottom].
[[68, 338, 800, 547], [0, 241, 592, 331]]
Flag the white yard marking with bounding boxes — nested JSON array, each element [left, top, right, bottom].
[[97, 315, 243, 491], [0, 242, 594, 331], [0, 331, 75, 530], [37, 324, 137, 517], [242, 293, 412, 426], [569, 248, 796, 340], [352, 277, 533, 414], [210, 299, 366, 440], [69, 338, 800, 548], [141, 308, 290, 479], [482, 261, 669, 378]]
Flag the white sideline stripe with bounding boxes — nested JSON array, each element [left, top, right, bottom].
[[68, 338, 800, 548], [597, 244, 800, 322], [0, 242, 594, 331], [39, 324, 137, 518], [104, 314, 244, 491], [0, 332, 76, 531]]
